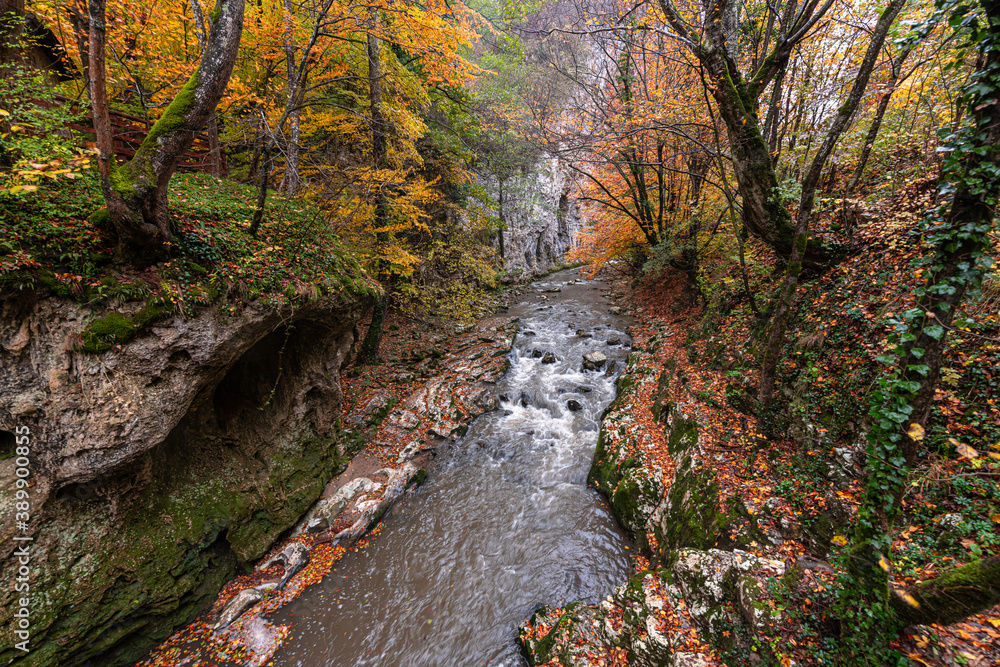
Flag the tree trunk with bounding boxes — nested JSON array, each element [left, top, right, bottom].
[[280, 0, 301, 194], [190, 0, 224, 179], [89, 0, 245, 263], [249, 138, 270, 237], [358, 26, 390, 364], [845, 43, 915, 197], [891, 557, 1000, 627], [497, 178, 506, 261], [0, 0, 25, 68], [758, 0, 908, 408], [659, 0, 836, 265], [206, 112, 223, 177]]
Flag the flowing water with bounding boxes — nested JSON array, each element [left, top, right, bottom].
[[271, 269, 634, 666]]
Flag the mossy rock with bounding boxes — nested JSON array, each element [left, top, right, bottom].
[[78, 301, 171, 354], [655, 458, 727, 555], [666, 410, 699, 457]]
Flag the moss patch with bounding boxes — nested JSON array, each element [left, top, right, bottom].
[[79, 301, 170, 354]]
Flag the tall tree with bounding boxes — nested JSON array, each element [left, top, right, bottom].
[[357, 23, 390, 363], [88, 0, 245, 262], [658, 0, 836, 264], [757, 0, 910, 407]]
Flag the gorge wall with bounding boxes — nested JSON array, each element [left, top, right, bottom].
[[0, 289, 369, 666], [486, 154, 584, 279]]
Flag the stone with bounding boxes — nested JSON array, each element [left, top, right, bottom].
[[541, 352, 557, 364], [606, 336, 622, 346], [0, 288, 370, 666], [213, 587, 264, 631], [397, 441, 423, 462], [779, 516, 802, 540], [567, 400, 582, 412], [576, 329, 592, 338], [608, 306, 622, 315], [582, 351, 607, 370]]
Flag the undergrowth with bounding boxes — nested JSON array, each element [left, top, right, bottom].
[[0, 170, 377, 317]]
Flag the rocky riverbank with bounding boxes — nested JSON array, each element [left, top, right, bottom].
[[517, 270, 1000, 667], [137, 303, 522, 665]]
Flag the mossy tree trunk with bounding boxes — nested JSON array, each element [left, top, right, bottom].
[[88, 0, 245, 264], [658, 0, 832, 263], [891, 556, 1000, 627]]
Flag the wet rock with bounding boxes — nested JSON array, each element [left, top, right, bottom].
[[543, 287, 562, 293], [474, 391, 499, 413], [605, 360, 618, 375], [582, 351, 607, 370], [608, 306, 622, 315], [530, 348, 543, 358], [397, 440, 423, 462], [576, 329, 592, 338], [521, 330, 536, 336], [520, 392, 532, 407], [541, 352, 557, 364], [567, 400, 583, 412], [258, 542, 311, 590], [292, 477, 381, 536], [213, 586, 265, 631], [606, 336, 622, 346]]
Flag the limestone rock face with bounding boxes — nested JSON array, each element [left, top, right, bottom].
[[482, 154, 583, 280], [0, 290, 369, 667]]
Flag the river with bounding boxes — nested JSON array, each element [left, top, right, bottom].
[[269, 269, 634, 666]]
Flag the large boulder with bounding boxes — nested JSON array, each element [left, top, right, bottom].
[[0, 288, 370, 667]]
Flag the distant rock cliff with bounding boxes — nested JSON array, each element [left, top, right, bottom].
[[485, 154, 583, 279]]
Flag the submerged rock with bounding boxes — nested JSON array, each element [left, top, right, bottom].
[[541, 352, 557, 364]]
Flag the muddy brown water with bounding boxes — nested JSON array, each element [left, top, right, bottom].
[[270, 268, 635, 666]]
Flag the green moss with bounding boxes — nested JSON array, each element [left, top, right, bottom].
[[80, 312, 137, 353], [666, 411, 699, 456], [407, 468, 427, 489], [34, 269, 72, 297], [109, 161, 135, 197], [141, 73, 200, 155], [88, 208, 113, 231], [79, 302, 171, 354], [656, 456, 726, 554]]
